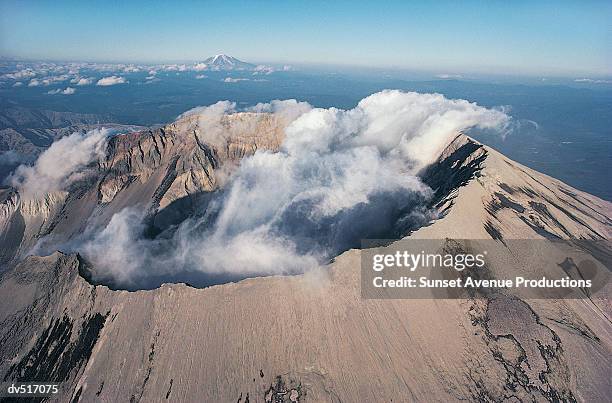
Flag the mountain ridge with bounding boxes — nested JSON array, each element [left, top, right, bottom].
[[0, 111, 288, 268], [1, 111, 610, 273], [0, 132, 610, 401]]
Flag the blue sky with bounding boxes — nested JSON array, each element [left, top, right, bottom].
[[1, 0, 610, 76]]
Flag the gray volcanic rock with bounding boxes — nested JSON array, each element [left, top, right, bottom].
[[0, 111, 288, 268], [0, 134, 610, 402], [98, 111, 285, 208]]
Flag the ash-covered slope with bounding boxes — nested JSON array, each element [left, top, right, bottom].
[[0, 135, 610, 402], [419, 135, 611, 241]]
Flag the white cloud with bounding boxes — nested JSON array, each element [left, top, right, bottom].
[[122, 65, 140, 73], [195, 74, 207, 79], [178, 100, 237, 119], [71, 77, 94, 86], [178, 99, 313, 140], [77, 91, 510, 288], [81, 208, 150, 285], [177, 99, 312, 149], [27, 74, 72, 86], [2, 69, 37, 80], [161, 64, 188, 72], [223, 77, 249, 83], [574, 78, 612, 84], [252, 64, 291, 75], [47, 87, 76, 95], [176, 101, 238, 146], [193, 63, 208, 71], [242, 91, 508, 170], [40, 75, 70, 85], [247, 99, 312, 123], [253, 65, 274, 75], [9, 128, 112, 198], [96, 76, 128, 86], [436, 74, 463, 79], [12, 82, 23, 87]]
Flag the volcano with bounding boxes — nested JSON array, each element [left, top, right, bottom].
[[0, 93, 610, 402], [201, 54, 256, 70]]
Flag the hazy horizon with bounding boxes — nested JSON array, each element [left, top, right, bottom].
[[1, 1, 610, 77], [2, 57, 611, 85]]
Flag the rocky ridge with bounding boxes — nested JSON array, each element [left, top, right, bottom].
[[0, 111, 288, 268], [0, 130, 610, 401]]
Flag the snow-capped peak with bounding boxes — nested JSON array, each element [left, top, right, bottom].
[[202, 54, 255, 70]]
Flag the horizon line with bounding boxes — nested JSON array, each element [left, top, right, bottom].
[[1, 55, 611, 81]]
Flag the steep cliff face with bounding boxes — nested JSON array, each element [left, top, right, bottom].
[[0, 112, 287, 268], [419, 135, 612, 241], [0, 188, 67, 266], [98, 112, 285, 208], [0, 136, 610, 402]]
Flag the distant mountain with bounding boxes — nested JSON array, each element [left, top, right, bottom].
[[0, 106, 113, 130], [0, 106, 139, 183], [201, 54, 256, 70]]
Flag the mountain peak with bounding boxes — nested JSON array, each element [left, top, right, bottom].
[[202, 54, 255, 70]]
